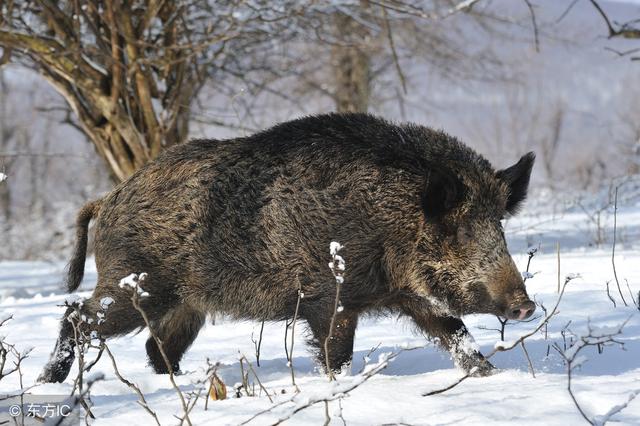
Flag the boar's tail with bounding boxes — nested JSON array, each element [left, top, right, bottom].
[[66, 199, 102, 293]]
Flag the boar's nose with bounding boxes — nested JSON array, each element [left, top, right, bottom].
[[505, 301, 536, 320]]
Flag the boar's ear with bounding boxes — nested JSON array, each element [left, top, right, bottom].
[[422, 167, 464, 219], [496, 152, 535, 215]]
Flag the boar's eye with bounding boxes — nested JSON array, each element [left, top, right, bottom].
[[496, 152, 535, 215], [422, 167, 465, 219]]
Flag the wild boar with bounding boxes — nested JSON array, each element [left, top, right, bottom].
[[39, 113, 535, 383]]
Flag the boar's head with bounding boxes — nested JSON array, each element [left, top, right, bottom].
[[413, 152, 536, 320]]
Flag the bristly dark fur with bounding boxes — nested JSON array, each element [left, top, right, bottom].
[[39, 113, 535, 383]]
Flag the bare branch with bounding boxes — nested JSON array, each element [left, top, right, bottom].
[[381, 5, 406, 94], [554, 319, 636, 425], [325, 242, 346, 379], [103, 343, 161, 426], [122, 273, 192, 426], [522, 0, 540, 52], [611, 186, 628, 306], [588, 0, 640, 39]]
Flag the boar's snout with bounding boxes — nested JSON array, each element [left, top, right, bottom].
[[504, 300, 536, 320]]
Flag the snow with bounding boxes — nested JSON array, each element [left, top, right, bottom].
[[99, 297, 114, 310], [329, 242, 343, 256], [117, 272, 150, 297], [522, 271, 535, 280], [1, 199, 639, 425]]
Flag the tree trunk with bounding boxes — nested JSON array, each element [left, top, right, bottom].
[[331, 11, 371, 113], [0, 69, 13, 222]]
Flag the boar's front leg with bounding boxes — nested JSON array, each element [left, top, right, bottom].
[[303, 306, 358, 374], [401, 301, 494, 376], [146, 304, 206, 374]]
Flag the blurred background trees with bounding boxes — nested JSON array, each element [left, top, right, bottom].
[[1, 0, 640, 259]]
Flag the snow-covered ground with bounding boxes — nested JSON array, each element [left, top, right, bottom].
[[1, 193, 639, 425]]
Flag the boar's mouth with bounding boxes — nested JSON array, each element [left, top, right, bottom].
[[464, 281, 536, 320]]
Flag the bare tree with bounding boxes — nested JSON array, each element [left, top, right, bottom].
[[212, 1, 504, 120], [0, 1, 293, 181]]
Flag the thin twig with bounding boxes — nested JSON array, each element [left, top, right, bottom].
[[522, 0, 540, 52], [288, 279, 303, 392], [127, 274, 192, 426], [555, 0, 580, 23], [381, 5, 407, 94], [325, 243, 346, 380], [520, 341, 535, 378], [624, 279, 638, 308], [323, 400, 331, 426], [557, 242, 561, 293], [252, 321, 265, 367], [240, 354, 273, 403], [103, 343, 161, 426], [611, 187, 628, 306], [324, 281, 342, 380], [588, 0, 617, 37], [605, 281, 617, 308]]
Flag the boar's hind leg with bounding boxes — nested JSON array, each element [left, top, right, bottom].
[[37, 306, 77, 383], [305, 309, 358, 374], [145, 304, 206, 374], [402, 304, 494, 376], [39, 293, 151, 383]]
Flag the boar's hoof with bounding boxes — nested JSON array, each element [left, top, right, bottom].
[[151, 362, 181, 375], [37, 363, 71, 384], [469, 358, 495, 377], [458, 352, 495, 377]]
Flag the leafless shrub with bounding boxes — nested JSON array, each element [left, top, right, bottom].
[[553, 320, 639, 425], [236, 353, 273, 403], [0, 315, 33, 426], [63, 299, 99, 421], [251, 321, 265, 367], [0, 316, 31, 385], [46, 372, 105, 426], [239, 345, 423, 426], [575, 198, 611, 248]]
